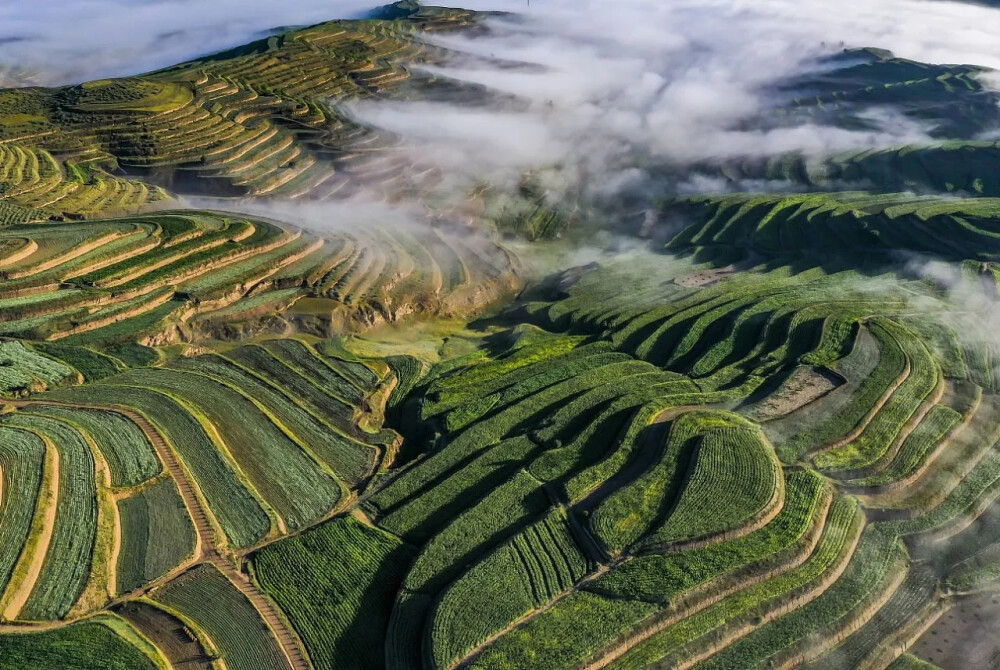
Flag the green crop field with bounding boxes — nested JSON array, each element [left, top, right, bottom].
[[1, 1, 1000, 668]]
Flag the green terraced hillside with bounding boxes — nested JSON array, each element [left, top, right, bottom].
[[2, 1, 1000, 669], [0, 2, 505, 222]]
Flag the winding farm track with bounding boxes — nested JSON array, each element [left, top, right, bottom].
[[8, 399, 312, 670]]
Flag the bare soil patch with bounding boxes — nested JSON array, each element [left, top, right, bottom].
[[912, 593, 1000, 669], [744, 366, 842, 422]]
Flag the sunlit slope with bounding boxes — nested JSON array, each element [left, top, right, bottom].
[[0, 1, 489, 222], [3, 1, 1000, 668], [0, 210, 519, 352], [236, 252, 988, 670], [0, 335, 418, 670]]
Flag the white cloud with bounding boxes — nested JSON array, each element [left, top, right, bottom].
[[0, 0, 379, 84], [4, 0, 998, 203]]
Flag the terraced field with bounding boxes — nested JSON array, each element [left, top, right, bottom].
[[0, 209, 519, 346], [2, 0, 1000, 668], [0, 1, 531, 226], [687, 47, 1000, 197]]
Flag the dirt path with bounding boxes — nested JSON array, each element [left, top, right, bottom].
[[224, 567, 310, 670], [11, 401, 217, 563], [8, 400, 312, 670]]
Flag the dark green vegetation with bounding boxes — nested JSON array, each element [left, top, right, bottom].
[[153, 564, 290, 670], [0, 0, 508, 225], [0, 618, 159, 670], [1, 1, 1000, 668], [689, 47, 1000, 198], [252, 515, 416, 670], [116, 479, 196, 594]]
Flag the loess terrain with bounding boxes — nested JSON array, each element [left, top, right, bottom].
[[1, 2, 1000, 670]]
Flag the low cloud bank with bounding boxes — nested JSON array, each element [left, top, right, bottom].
[[341, 0, 1000, 205], [4, 0, 999, 208], [0, 0, 379, 84]]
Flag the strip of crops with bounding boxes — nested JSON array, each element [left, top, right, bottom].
[[696, 283, 889, 384], [173, 354, 373, 484], [174, 234, 310, 301], [0, 289, 89, 321], [193, 287, 301, 323], [590, 410, 702, 552], [544, 375, 691, 451], [962, 339, 997, 391], [27, 405, 160, 487], [557, 392, 733, 506], [887, 654, 941, 670], [0, 200, 45, 225], [103, 343, 159, 368], [2, 414, 97, 620], [314, 340, 380, 389], [648, 425, 781, 546], [49, 288, 174, 338], [112, 367, 341, 532], [915, 498, 1000, 573], [75, 219, 250, 286], [888, 444, 1000, 537], [849, 405, 962, 488], [386, 590, 437, 670], [428, 331, 584, 394], [425, 339, 612, 414], [801, 310, 864, 368], [594, 410, 773, 553], [694, 526, 906, 670], [372, 359, 671, 526], [902, 318, 967, 379], [403, 471, 545, 594], [116, 479, 196, 594], [251, 516, 415, 670], [0, 427, 45, 595], [467, 590, 658, 670], [429, 508, 592, 669], [28, 342, 123, 382], [815, 320, 940, 472], [58, 300, 184, 347], [607, 496, 861, 670], [0, 619, 159, 670], [636, 294, 759, 369], [110, 219, 283, 294], [224, 345, 359, 430], [0, 341, 75, 393], [385, 354, 425, 411], [590, 470, 826, 602], [663, 192, 1000, 260], [262, 339, 371, 403], [666, 289, 797, 374], [805, 565, 938, 670], [628, 269, 799, 362], [946, 542, 1000, 591], [154, 564, 288, 670], [529, 391, 653, 483], [442, 351, 643, 434], [0, 308, 87, 339], [376, 435, 540, 542], [44, 384, 270, 548], [437, 351, 641, 434]]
